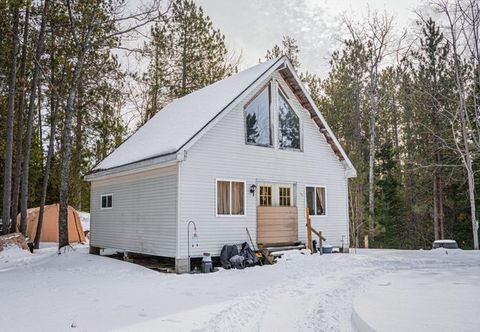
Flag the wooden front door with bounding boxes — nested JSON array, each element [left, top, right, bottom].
[[256, 183, 298, 245]]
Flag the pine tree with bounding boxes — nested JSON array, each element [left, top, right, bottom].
[[265, 35, 301, 69], [140, 0, 238, 124]]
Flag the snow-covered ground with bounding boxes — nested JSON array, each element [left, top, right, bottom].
[[1, 246, 479, 332]]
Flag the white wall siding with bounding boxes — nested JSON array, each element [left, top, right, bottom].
[[90, 165, 178, 257], [178, 72, 349, 258]]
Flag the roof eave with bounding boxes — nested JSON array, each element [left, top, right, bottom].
[[279, 60, 357, 176], [85, 152, 180, 181]]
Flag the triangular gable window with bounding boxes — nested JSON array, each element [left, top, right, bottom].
[[278, 91, 300, 150], [244, 85, 272, 146]]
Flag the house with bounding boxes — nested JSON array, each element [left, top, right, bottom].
[[85, 56, 356, 273]]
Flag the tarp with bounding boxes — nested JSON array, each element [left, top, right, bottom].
[[220, 242, 258, 269], [16, 203, 86, 243]]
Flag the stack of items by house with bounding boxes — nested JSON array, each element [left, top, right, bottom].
[[220, 242, 258, 269]]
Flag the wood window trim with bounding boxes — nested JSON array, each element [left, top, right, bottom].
[[305, 185, 327, 217], [215, 179, 246, 217], [101, 193, 113, 210]]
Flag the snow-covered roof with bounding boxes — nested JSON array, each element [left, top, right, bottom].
[[95, 58, 282, 171], [433, 240, 457, 244], [92, 56, 355, 177]]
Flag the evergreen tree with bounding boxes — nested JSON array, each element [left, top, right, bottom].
[[265, 35, 301, 69], [141, 0, 238, 124]]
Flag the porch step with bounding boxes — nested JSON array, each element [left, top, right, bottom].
[[261, 243, 306, 262], [264, 243, 306, 253]]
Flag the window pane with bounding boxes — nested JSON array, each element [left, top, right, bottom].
[[278, 92, 300, 149], [316, 187, 325, 215], [245, 87, 271, 146], [306, 187, 315, 215], [107, 195, 112, 208], [102, 196, 107, 208], [259, 186, 272, 206], [217, 181, 230, 215], [231, 182, 245, 215], [279, 187, 291, 206]]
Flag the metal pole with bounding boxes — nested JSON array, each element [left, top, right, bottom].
[[187, 220, 196, 273]]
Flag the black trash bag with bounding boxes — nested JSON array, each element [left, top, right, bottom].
[[220, 244, 239, 269], [239, 242, 258, 267]]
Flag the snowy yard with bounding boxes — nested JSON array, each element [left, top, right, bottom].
[[1, 246, 479, 332]]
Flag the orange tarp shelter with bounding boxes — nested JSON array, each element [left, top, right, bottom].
[[16, 203, 86, 243]]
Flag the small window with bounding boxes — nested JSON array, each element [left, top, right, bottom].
[[279, 187, 291, 206], [306, 186, 326, 215], [244, 86, 272, 146], [217, 180, 245, 216], [278, 91, 301, 150], [101, 194, 113, 209], [259, 186, 272, 206]]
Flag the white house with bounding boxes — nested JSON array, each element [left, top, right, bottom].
[[85, 56, 356, 273]]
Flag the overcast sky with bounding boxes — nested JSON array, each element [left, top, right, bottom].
[[193, 0, 427, 77]]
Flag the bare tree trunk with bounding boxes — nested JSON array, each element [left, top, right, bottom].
[[38, 83, 44, 169], [58, 49, 88, 249], [74, 89, 83, 210], [368, 101, 376, 241], [2, 7, 20, 235], [34, 44, 61, 250], [439, 177, 445, 239], [19, 0, 49, 235], [11, 7, 29, 230], [433, 174, 440, 240]]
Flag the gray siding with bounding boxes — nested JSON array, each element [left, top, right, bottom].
[[90, 165, 178, 257], [178, 72, 350, 258]]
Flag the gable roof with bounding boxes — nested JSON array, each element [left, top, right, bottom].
[[93, 57, 356, 177], [94, 58, 282, 171]]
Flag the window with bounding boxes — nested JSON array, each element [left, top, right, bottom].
[[278, 91, 301, 150], [101, 194, 113, 209], [259, 186, 272, 206], [279, 187, 291, 206], [217, 180, 245, 216], [306, 186, 326, 215], [244, 86, 272, 146]]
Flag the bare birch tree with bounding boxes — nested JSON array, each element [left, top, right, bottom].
[[344, 11, 395, 242], [432, 0, 479, 249]]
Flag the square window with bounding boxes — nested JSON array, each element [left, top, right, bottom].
[[217, 180, 245, 216], [101, 194, 113, 209]]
